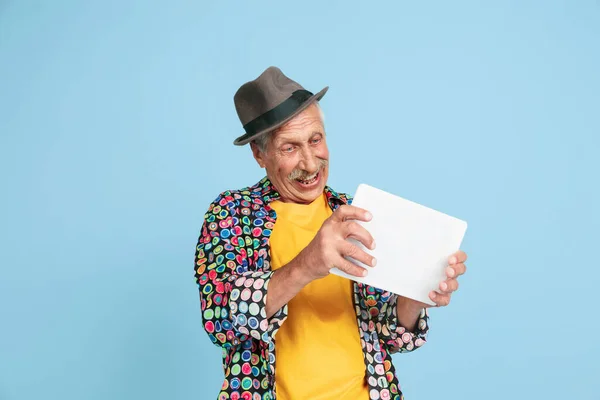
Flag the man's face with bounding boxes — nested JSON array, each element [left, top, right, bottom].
[[251, 103, 329, 204]]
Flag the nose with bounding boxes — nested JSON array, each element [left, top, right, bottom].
[[298, 147, 319, 173]]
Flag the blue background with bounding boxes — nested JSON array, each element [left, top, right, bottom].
[[1, 1, 599, 399]]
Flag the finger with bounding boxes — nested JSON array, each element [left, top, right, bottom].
[[429, 291, 451, 307], [446, 263, 466, 278], [344, 221, 376, 250], [334, 257, 368, 278], [333, 204, 372, 223], [439, 278, 459, 294], [342, 241, 377, 268], [448, 250, 467, 265]]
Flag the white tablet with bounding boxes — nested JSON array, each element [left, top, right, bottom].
[[330, 184, 468, 306]]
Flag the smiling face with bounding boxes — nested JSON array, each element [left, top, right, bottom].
[[251, 103, 329, 204]]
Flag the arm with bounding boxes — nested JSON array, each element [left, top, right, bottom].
[[374, 251, 469, 354], [194, 194, 289, 348], [265, 202, 378, 318], [194, 193, 341, 348], [396, 297, 426, 332], [265, 257, 311, 318], [195, 198, 376, 348], [373, 290, 429, 354]]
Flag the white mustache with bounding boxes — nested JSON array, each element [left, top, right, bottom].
[[288, 159, 328, 181]]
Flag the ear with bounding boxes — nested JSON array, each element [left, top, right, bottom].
[[250, 142, 266, 168]]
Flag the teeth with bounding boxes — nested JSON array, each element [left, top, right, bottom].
[[297, 172, 318, 184]]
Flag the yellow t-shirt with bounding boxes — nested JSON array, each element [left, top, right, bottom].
[[269, 193, 369, 400]]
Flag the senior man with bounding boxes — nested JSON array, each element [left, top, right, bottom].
[[194, 66, 468, 400]]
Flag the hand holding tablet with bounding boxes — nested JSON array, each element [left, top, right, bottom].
[[329, 184, 468, 306]]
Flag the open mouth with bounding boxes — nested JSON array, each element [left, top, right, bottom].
[[295, 170, 320, 187]]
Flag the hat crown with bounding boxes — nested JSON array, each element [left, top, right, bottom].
[[232, 66, 328, 146], [234, 66, 304, 125]]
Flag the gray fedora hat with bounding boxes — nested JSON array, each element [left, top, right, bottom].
[[233, 66, 328, 146]]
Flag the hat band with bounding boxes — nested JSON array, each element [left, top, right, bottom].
[[242, 89, 314, 136]]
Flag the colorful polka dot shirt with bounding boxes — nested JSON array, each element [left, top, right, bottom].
[[194, 177, 429, 400]]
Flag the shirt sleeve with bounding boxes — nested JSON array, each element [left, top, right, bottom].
[[373, 289, 429, 354], [194, 193, 288, 349]]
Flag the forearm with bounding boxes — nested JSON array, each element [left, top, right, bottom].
[[265, 255, 311, 319], [395, 296, 424, 332]]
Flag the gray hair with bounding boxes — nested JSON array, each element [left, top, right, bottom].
[[253, 102, 325, 153]]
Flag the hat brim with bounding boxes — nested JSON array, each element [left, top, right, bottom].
[[233, 86, 328, 146]]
